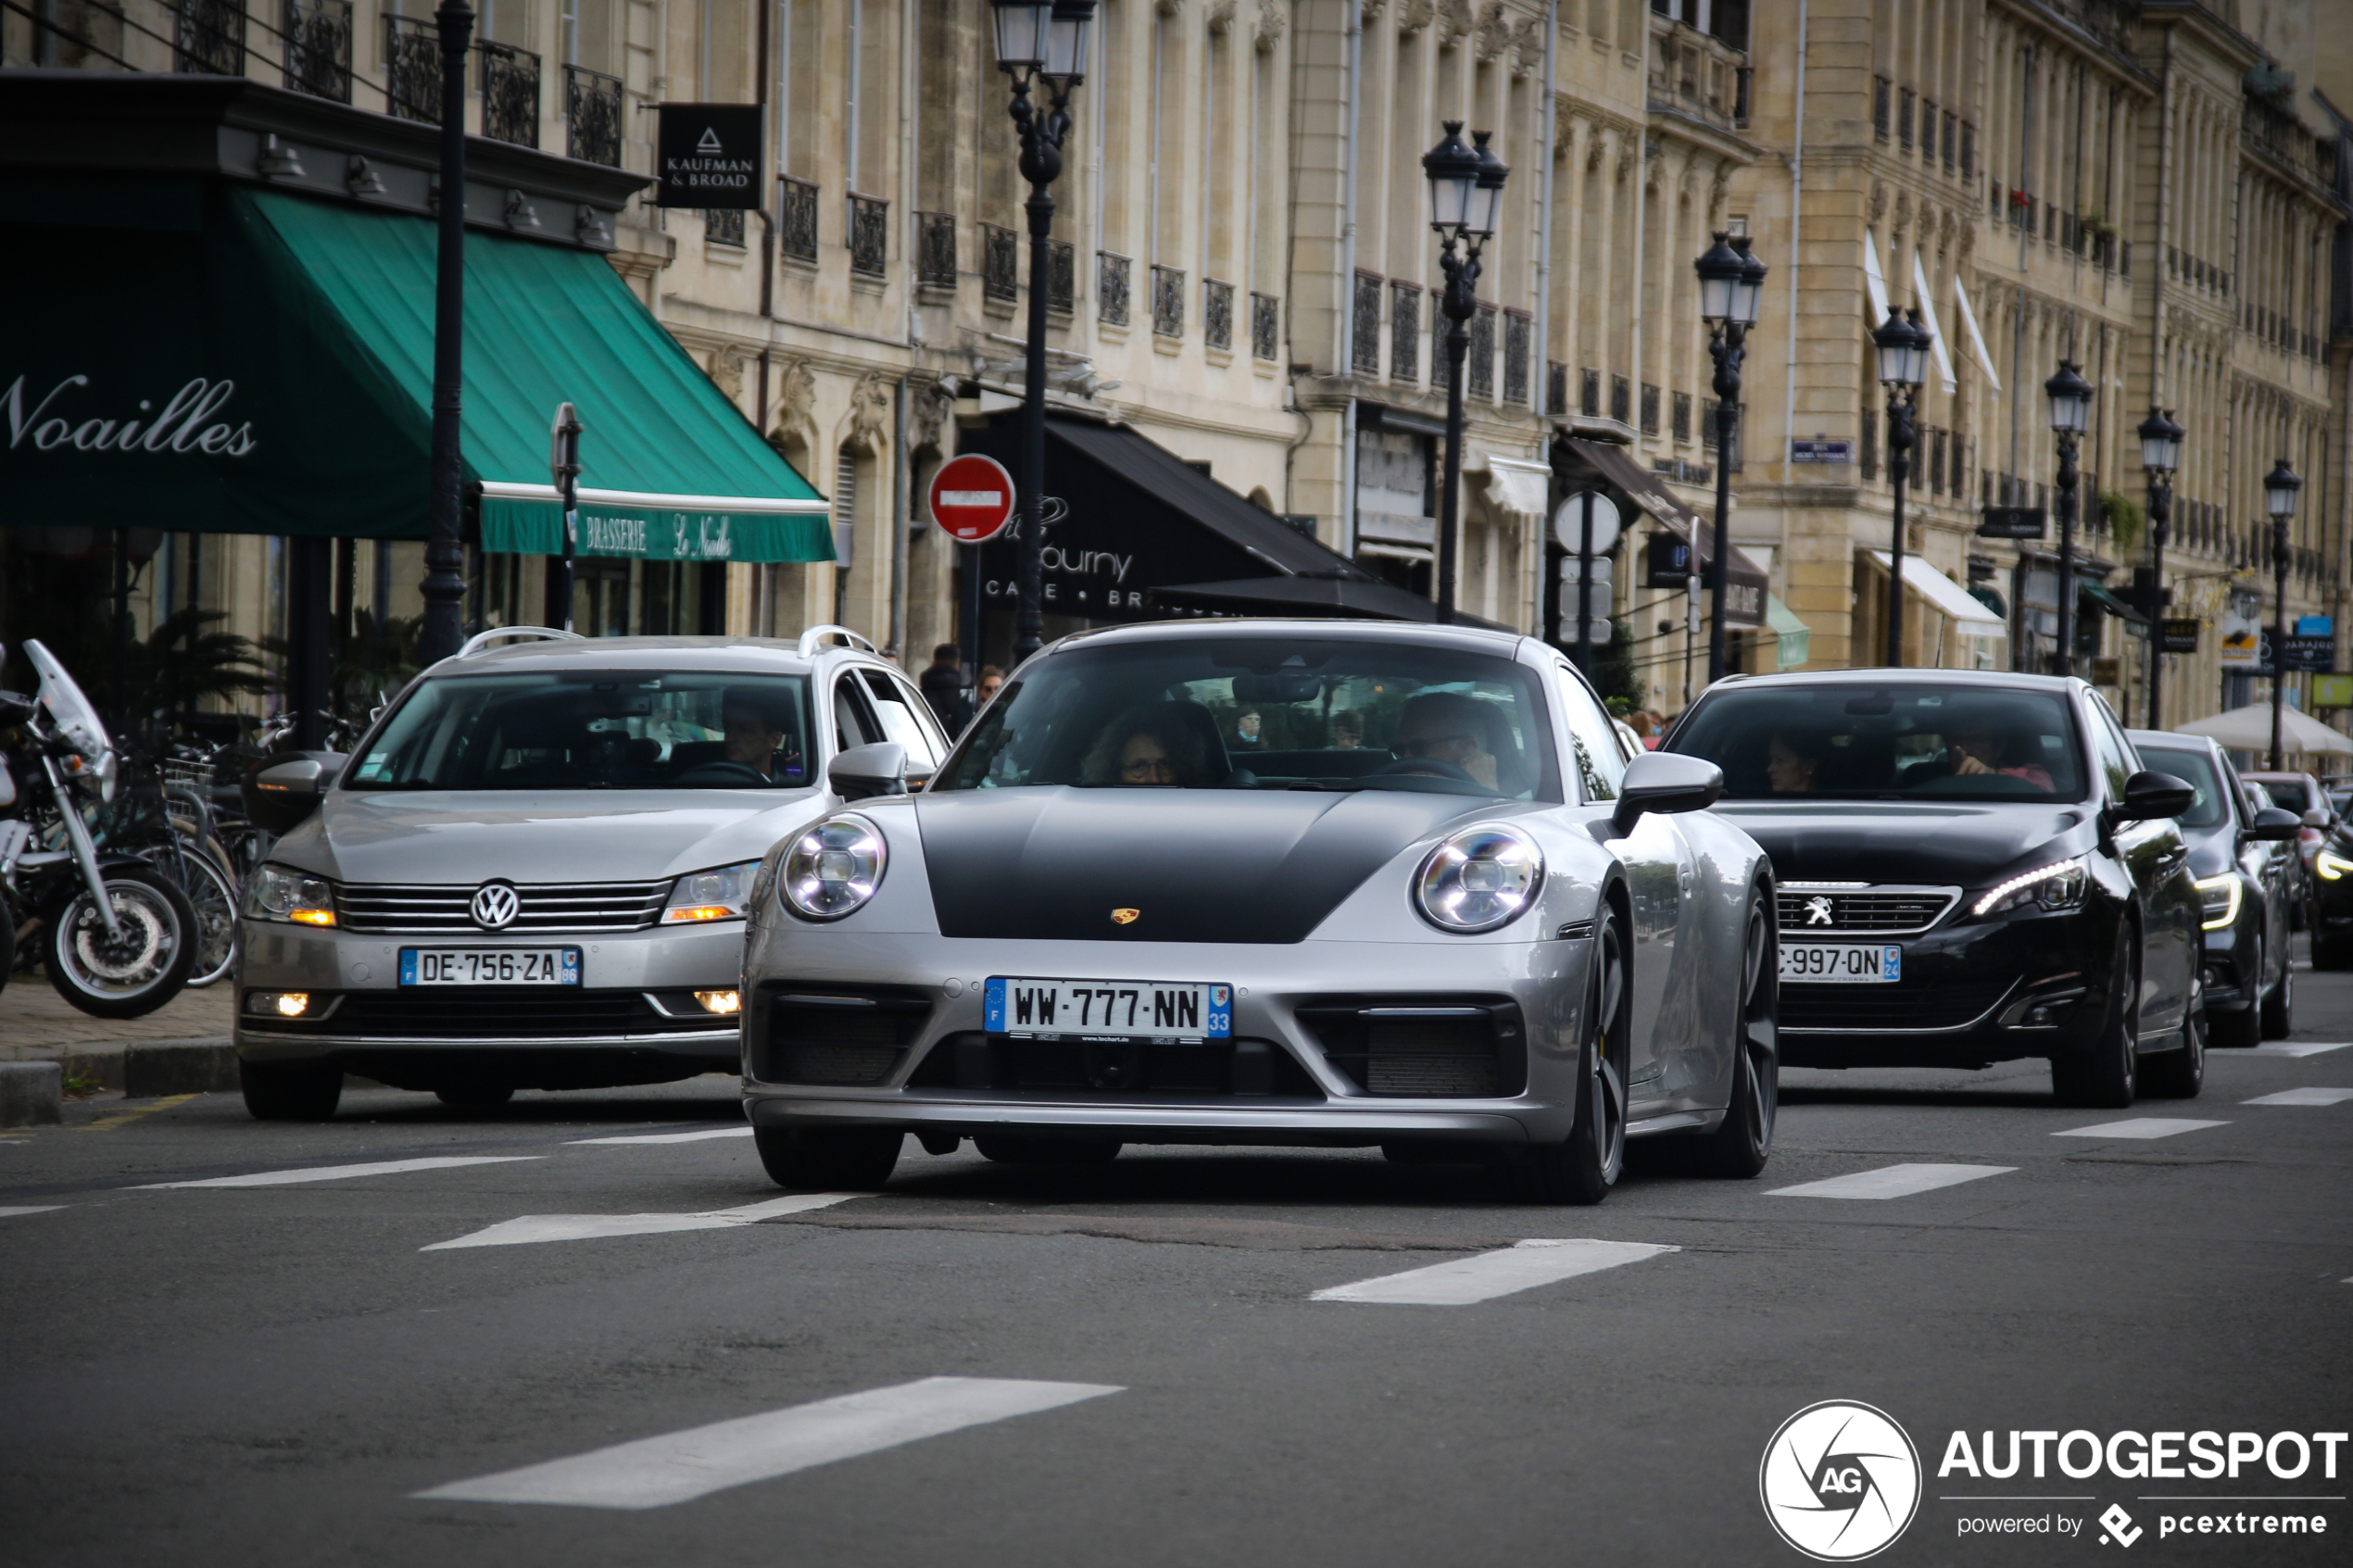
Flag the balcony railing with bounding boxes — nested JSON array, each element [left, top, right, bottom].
[[384, 17, 439, 124], [706, 207, 745, 246], [981, 224, 1018, 303], [777, 176, 819, 263], [1152, 264, 1185, 337], [283, 0, 352, 103], [848, 194, 887, 278], [1671, 390, 1691, 443], [1390, 282, 1421, 383], [177, 0, 245, 76], [1468, 305, 1495, 401], [1610, 374, 1629, 424], [1204, 279, 1234, 350], [1353, 270, 1383, 375], [1581, 368, 1601, 418], [1639, 381, 1659, 436], [1099, 253, 1131, 327], [915, 212, 956, 289], [1251, 292, 1279, 361], [1049, 240, 1075, 312], [1547, 361, 1567, 418], [1504, 310, 1530, 407], [1647, 16, 1749, 134], [564, 64, 623, 167], [1872, 75, 1892, 142], [1960, 121, 1976, 180], [478, 41, 540, 148]]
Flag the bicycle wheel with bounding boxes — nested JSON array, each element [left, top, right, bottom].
[[132, 837, 240, 987]]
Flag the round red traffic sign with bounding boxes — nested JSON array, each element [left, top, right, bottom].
[[927, 454, 1017, 544]]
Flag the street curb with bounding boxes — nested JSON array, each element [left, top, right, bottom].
[[122, 1038, 240, 1098], [1, 1062, 65, 1127]]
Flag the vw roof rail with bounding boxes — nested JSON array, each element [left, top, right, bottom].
[[457, 626, 586, 659], [797, 624, 879, 657]]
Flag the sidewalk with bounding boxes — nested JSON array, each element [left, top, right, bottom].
[[1, 979, 236, 1093]]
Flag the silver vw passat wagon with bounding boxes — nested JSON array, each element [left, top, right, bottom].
[[233, 627, 949, 1120]]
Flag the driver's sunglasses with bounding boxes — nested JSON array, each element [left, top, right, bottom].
[[1399, 732, 1476, 759]]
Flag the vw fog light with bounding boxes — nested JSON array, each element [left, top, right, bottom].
[[1972, 856, 2087, 918], [1414, 824, 1543, 934], [693, 989, 743, 1015], [245, 991, 310, 1018], [663, 860, 761, 922], [246, 863, 337, 927], [2193, 872, 2242, 931], [782, 814, 888, 921]]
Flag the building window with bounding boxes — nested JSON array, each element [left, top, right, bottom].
[[1353, 270, 1384, 376], [1581, 368, 1601, 418], [1701, 398, 1718, 448], [1469, 306, 1496, 400], [1860, 407, 1879, 480], [1204, 279, 1234, 350], [1942, 110, 1958, 174], [847, 194, 887, 279], [778, 177, 819, 263], [286, 0, 356, 105], [1504, 310, 1531, 406], [1152, 264, 1186, 337], [1390, 283, 1421, 383], [1898, 87, 1914, 153], [479, 41, 541, 148], [1049, 240, 1075, 312], [1640, 382, 1660, 436], [706, 207, 746, 246], [1610, 374, 1629, 424], [1547, 361, 1567, 419], [179, 0, 246, 76], [1960, 120, 1976, 179], [384, 16, 438, 123], [1099, 252, 1131, 326], [1919, 98, 1935, 162], [1873, 76, 1892, 142], [982, 224, 1018, 303], [1251, 292, 1279, 361], [915, 211, 956, 289], [833, 447, 859, 572], [563, 64, 623, 166]]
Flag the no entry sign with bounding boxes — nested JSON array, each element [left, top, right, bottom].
[[928, 454, 1016, 544]]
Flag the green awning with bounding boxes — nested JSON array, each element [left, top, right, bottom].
[[1766, 594, 1810, 670], [2, 178, 829, 561]]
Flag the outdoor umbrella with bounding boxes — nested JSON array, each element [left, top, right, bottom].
[[2173, 704, 2353, 757]]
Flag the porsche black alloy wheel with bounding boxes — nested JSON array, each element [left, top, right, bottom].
[[974, 1135, 1122, 1164], [2050, 931, 2138, 1109], [1500, 907, 1628, 1205], [1694, 886, 1779, 1178], [2141, 1003, 2207, 1099], [240, 1059, 343, 1122], [754, 1126, 901, 1190]]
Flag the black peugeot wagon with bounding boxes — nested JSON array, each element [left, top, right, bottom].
[[1663, 671, 2205, 1107]]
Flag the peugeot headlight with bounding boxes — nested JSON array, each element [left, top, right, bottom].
[[245, 863, 337, 926], [2192, 872, 2242, 931], [1971, 856, 2088, 918], [781, 814, 887, 921], [663, 859, 761, 922], [1413, 824, 1544, 934], [2317, 847, 2353, 882]]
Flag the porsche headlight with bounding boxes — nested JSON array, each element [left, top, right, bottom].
[[663, 859, 761, 922], [245, 863, 337, 926], [2317, 848, 2353, 882], [2193, 872, 2242, 932], [1971, 856, 2088, 918], [1413, 824, 1544, 934], [781, 813, 887, 921]]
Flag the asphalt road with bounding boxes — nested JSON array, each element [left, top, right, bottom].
[[3, 964, 2348, 1567]]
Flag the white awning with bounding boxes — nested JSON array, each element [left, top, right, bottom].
[[1862, 231, 1892, 324], [1480, 456, 1554, 519], [1869, 551, 2007, 630]]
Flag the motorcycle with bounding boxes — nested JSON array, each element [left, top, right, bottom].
[[0, 641, 196, 1018]]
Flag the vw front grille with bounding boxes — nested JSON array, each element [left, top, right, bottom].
[[1778, 885, 1960, 936], [337, 880, 670, 935]]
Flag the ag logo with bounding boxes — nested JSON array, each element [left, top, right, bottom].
[[1759, 1400, 1921, 1562], [470, 882, 521, 931]]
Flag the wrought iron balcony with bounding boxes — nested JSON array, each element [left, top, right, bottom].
[[1050, 240, 1075, 312], [1504, 310, 1531, 407], [1468, 305, 1495, 401], [1352, 270, 1383, 375], [479, 41, 541, 148], [564, 64, 623, 168], [982, 224, 1018, 303], [1390, 282, 1420, 383], [1251, 292, 1279, 361], [1648, 15, 1749, 134], [915, 212, 957, 289], [1547, 362, 1567, 418], [1204, 279, 1234, 351], [177, 0, 245, 76], [384, 17, 439, 124], [1099, 253, 1131, 327], [283, 0, 352, 103], [848, 194, 887, 279], [777, 177, 819, 264], [1151, 265, 1185, 337], [706, 207, 746, 246]]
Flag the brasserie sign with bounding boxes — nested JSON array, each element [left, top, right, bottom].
[[6, 374, 258, 458]]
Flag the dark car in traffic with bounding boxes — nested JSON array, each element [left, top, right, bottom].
[[2128, 732, 2302, 1047], [1663, 671, 2205, 1106]]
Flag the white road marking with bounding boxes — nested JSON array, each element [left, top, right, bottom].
[[1311, 1238, 1677, 1305], [1768, 1163, 2016, 1199], [0, 1205, 63, 1218], [568, 1127, 754, 1146], [422, 1192, 857, 1250], [2240, 1087, 2353, 1107], [2240, 1041, 2353, 1058], [414, 1376, 1124, 1509], [132, 1156, 542, 1189], [2053, 1118, 2228, 1139]]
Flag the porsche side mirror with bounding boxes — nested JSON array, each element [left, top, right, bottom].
[[2114, 770, 2196, 822], [2249, 806, 2304, 842], [1611, 751, 1723, 835], [827, 742, 908, 802]]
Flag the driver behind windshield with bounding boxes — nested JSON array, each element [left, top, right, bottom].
[[1908, 715, 2057, 793], [1081, 703, 1217, 788], [723, 694, 796, 781], [1393, 692, 1504, 791]]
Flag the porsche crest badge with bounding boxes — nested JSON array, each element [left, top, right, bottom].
[[1111, 908, 1141, 925]]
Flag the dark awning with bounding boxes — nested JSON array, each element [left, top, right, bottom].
[[1556, 438, 1768, 628], [1153, 573, 1511, 628], [2082, 581, 2149, 627]]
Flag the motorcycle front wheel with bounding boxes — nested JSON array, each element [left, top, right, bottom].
[[45, 866, 197, 1019]]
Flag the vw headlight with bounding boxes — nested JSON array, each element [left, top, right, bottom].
[[2316, 847, 2353, 882], [2192, 872, 2242, 931], [663, 859, 761, 922], [781, 814, 887, 921], [1413, 824, 1544, 934], [245, 863, 337, 927], [1971, 856, 2088, 918]]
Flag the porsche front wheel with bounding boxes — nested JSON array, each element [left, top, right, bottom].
[[1694, 886, 1779, 1178], [1499, 909, 1627, 1205]]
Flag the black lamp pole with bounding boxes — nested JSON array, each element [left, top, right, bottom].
[[416, 0, 474, 669], [1695, 232, 1765, 684], [2267, 459, 2304, 770], [2044, 360, 2095, 681], [1871, 307, 1928, 670], [2137, 406, 2182, 730], [1422, 123, 1506, 628]]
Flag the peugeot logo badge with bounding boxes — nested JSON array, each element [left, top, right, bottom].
[[1805, 896, 1835, 927], [471, 883, 521, 931]]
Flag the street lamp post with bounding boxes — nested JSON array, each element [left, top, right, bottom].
[[1422, 121, 1507, 626], [2044, 360, 2094, 680], [2137, 407, 2183, 728], [415, 0, 475, 670], [991, 0, 1095, 666], [1871, 307, 1931, 668], [1694, 232, 1766, 684], [2266, 458, 2304, 770]]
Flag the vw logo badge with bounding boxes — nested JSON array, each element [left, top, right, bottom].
[[470, 883, 521, 931]]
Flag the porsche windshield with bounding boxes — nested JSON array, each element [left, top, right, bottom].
[[344, 671, 815, 790], [934, 637, 1560, 800], [1669, 683, 2089, 803]]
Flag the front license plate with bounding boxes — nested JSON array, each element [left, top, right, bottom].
[[397, 947, 582, 986], [985, 977, 1233, 1044], [1780, 943, 1902, 985]]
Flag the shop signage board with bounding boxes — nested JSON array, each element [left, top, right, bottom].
[[1645, 534, 1692, 590], [2313, 673, 2353, 709], [2280, 632, 2335, 673], [655, 105, 763, 208], [1977, 508, 2046, 539], [2160, 618, 2201, 655], [927, 454, 1017, 544], [2219, 610, 2263, 669]]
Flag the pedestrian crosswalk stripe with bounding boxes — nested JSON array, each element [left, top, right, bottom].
[[2239, 1087, 2353, 1106], [0, 1205, 63, 1218], [1768, 1163, 2016, 1199], [414, 1376, 1124, 1509], [2052, 1118, 2228, 1140], [422, 1192, 858, 1250], [131, 1156, 543, 1189], [568, 1127, 755, 1146], [1311, 1238, 1677, 1305], [2239, 1041, 2353, 1058]]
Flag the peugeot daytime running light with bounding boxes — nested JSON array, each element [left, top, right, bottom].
[[2192, 872, 2242, 932], [245, 863, 337, 926], [663, 859, 761, 922], [1414, 824, 1544, 934], [782, 814, 888, 921], [1971, 856, 2088, 918], [2316, 848, 2353, 882]]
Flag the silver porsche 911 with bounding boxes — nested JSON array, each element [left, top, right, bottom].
[[740, 619, 1779, 1205]]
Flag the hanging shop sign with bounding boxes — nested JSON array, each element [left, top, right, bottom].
[[2159, 618, 2201, 655], [2218, 609, 2264, 670], [2313, 673, 2353, 709], [655, 104, 763, 208], [2279, 632, 2336, 673], [1977, 507, 2046, 540], [1645, 534, 1693, 590]]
